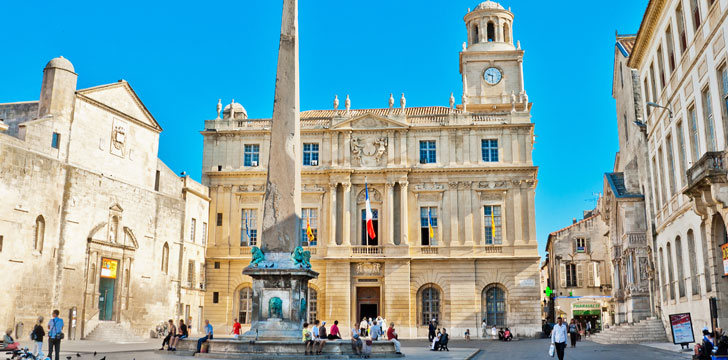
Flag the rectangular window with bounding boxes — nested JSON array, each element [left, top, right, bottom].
[[302, 143, 320, 166], [658, 147, 668, 205], [190, 218, 196, 243], [420, 207, 438, 246], [689, 105, 701, 162], [651, 157, 661, 209], [690, 0, 701, 30], [575, 238, 586, 253], [216, 213, 223, 226], [419, 140, 437, 164], [51, 132, 60, 149], [719, 65, 728, 135], [666, 135, 677, 195], [199, 263, 205, 289], [0, 235, 3, 252], [244, 144, 260, 167], [677, 121, 688, 186], [666, 25, 676, 72], [201, 222, 207, 245], [703, 87, 717, 151], [360, 209, 379, 246], [213, 292, 219, 304], [483, 205, 502, 245], [650, 63, 658, 102], [592, 262, 601, 287], [214, 261, 220, 269], [676, 4, 687, 53], [154, 170, 160, 191], [240, 209, 258, 246], [657, 46, 666, 88], [301, 208, 318, 246], [187, 260, 195, 287], [566, 263, 577, 287], [644, 78, 652, 116], [481, 139, 498, 162]]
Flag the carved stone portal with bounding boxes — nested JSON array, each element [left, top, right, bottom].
[[356, 262, 382, 276], [350, 135, 388, 167]]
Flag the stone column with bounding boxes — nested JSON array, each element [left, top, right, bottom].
[[449, 182, 460, 246], [448, 129, 457, 166], [342, 182, 352, 246], [332, 132, 339, 167], [328, 183, 338, 246], [386, 130, 395, 166], [345, 131, 352, 167], [469, 129, 478, 165], [399, 181, 409, 245], [464, 130, 472, 164], [386, 182, 395, 245], [399, 130, 408, 166], [462, 182, 474, 245]]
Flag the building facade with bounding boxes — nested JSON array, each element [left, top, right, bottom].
[[202, 1, 541, 338], [611, 0, 728, 342], [601, 33, 655, 326], [545, 209, 612, 329], [0, 57, 209, 339]]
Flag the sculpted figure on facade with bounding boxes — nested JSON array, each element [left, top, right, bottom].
[[345, 94, 351, 115], [350, 136, 363, 162], [216, 99, 222, 119], [333, 94, 339, 113], [374, 137, 387, 163]]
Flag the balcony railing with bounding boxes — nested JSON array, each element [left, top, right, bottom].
[[419, 246, 439, 255], [351, 246, 383, 256], [686, 151, 727, 188], [483, 246, 503, 254], [622, 233, 647, 248]]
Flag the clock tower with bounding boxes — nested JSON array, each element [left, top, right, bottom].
[[460, 1, 526, 110]]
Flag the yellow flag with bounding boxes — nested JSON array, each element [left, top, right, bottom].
[[306, 217, 315, 243], [428, 209, 435, 240]]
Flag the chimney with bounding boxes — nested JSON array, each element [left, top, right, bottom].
[[572, 218, 577, 224]]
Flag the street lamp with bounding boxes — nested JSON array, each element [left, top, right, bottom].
[[646, 101, 673, 118]]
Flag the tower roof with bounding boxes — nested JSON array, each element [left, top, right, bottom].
[[474, 1, 505, 11], [45, 56, 75, 73]]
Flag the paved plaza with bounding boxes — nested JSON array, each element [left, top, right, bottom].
[[13, 337, 697, 360]]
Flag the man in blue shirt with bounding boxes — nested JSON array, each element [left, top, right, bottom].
[[47, 309, 64, 360], [195, 320, 214, 354]]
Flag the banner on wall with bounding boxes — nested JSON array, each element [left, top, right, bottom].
[[100, 258, 118, 279], [722, 243, 728, 276], [669, 313, 695, 345]]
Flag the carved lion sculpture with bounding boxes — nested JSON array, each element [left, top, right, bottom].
[[250, 246, 265, 267]]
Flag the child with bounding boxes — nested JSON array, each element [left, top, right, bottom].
[[465, 329, 471, 341], [302, 322, 314, 355]]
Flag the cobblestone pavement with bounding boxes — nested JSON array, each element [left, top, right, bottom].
[[14, 338, 697, 359]]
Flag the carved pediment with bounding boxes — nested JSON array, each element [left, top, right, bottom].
[[333, 113, 406, 130], [357, 187, 382, 203]]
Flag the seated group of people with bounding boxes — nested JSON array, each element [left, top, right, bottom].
[[303, 320, 344, 355], [498, 327, 513, 341], [430, 328, 449, 351], [349, 320, 402, 357]]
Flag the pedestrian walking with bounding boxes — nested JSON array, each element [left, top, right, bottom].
[[359, 317, 368, 337], [47, 309, 64, 360], [194, 319, 213, 354], [32, 316, 45, 359], [428, 319, 436, 342], [369, 320, 382, 340], [585, 321, 591, 337], [568, 319, 578, 348], [551, 316, 568, 360], [481, 319, 487, 338], [465, 329, 471, 341], [230, 318, 241, 339]]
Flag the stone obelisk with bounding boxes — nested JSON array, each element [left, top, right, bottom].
[[261, 0, 301, 253], [242, 0, 317, 341]]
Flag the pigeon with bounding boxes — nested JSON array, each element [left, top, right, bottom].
[[100, 356, 106, 360], [76, 353, 82, 357], [66, 357, 72, 360], [93, 352, 97, 356]]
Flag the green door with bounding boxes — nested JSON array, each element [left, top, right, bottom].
[[98, 277, 115, 321]]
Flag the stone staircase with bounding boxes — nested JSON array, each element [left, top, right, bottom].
[[589, 318, 667, 344], [85, 321, 143, 342]]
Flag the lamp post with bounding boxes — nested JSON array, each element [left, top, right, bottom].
[[646, 102, 673, 118]]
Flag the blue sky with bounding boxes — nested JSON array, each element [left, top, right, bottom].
[[0, 0, 648, 259]]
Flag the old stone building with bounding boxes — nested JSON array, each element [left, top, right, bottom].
[[0, 57, 209, 339], [202, 1, 541, 338], [544, 208, 612, 330]]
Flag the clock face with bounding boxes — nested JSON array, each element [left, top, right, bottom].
[[483, 67, 502, 85]]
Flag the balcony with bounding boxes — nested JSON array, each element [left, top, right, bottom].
[[419, 246, 439, 255], [351, 245, 384, 256], [622, 232, 647, 248], [684, 151, 728, 215]]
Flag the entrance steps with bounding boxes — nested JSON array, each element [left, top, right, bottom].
[[589, 318, 667, 344], [85, 321, 142, 342]]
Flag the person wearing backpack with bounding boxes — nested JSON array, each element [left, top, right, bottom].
[[697, 327, 715, 360], [48, 309, 64, 360], [31, 316, 45, 359]]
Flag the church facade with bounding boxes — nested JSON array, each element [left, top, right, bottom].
[[0, 57, 209, 339], [202, 1, 541, 338]]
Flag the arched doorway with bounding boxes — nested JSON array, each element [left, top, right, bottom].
[[713, 213, 728, 327]]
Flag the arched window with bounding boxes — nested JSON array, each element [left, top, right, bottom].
[[687, 230, 699, 295], [503, 23, 510, 43], [675, 236, 686, 297], [308, 288, 318, 323], [487, 22, 495, 42], [419, 284, 441, 325], [483, 284, 507, 326], [473, 25, 480, 44], [666, 242, 676, 300], [239, 287, 253, 324], [658, 247, 666, 301], [161, 243, 169, 274], [35, 215, 45, 253]]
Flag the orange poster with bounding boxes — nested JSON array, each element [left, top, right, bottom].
[[100, 258, 118, 279]]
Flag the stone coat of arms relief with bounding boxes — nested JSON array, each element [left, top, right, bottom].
[[110, 118, 128, 158], [351, 135, 388, 167]]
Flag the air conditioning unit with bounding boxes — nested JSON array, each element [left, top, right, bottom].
[[251, 161, 258, 167], [311, 160, 318, 166]]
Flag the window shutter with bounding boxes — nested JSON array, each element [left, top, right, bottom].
[[594, 262, 601, 287], [588, 262, 594, 287], [572, 239, 576, 254], [560, 263, 566, 288], [577, 263, 584, 287], [586, 239, 591, 253]]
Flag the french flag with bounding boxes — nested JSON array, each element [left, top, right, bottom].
[[365, 182, 376, 239]]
